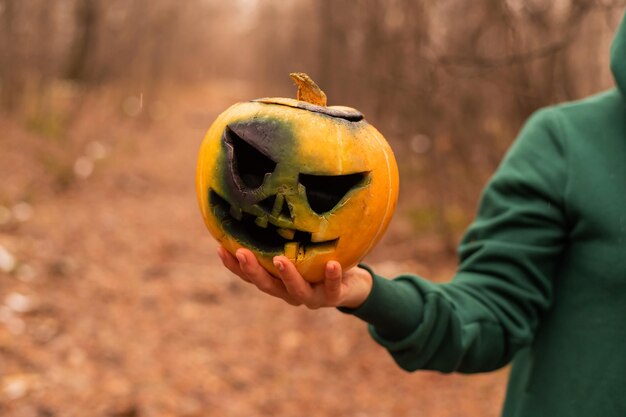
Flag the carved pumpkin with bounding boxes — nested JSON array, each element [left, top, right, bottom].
[[196, 73, 399, 282]]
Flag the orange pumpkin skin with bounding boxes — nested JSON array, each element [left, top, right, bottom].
[[196, 96, 399, 283]]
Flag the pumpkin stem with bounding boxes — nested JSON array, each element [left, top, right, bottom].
[[290, 72, 327, 106]]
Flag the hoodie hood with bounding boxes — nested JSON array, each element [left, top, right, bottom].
[[611, 11, 626, 96]]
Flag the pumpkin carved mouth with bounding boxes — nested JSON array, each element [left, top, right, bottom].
[[209, 189, 339, 259]]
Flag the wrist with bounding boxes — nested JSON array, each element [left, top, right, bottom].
[[338, 266, 373, 309]]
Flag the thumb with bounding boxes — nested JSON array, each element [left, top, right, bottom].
[[324, 261, 343, 304]]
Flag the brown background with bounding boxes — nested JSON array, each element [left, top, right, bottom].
[[0, 1, 624, 416]]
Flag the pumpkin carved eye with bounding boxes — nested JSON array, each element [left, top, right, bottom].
[[300, 172, 369, 214], [225, 126, 277, 189]]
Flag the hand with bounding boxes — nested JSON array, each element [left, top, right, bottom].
[[217, 246, 373, 309]]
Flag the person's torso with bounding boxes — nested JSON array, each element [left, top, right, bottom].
[[504, 89, 626, 417]]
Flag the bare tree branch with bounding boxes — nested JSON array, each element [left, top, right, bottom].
[[437, 36, 575, 69]]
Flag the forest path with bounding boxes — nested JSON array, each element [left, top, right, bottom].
[[0, 82, 506, 417]]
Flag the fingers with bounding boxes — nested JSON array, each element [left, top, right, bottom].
[[273, 256, 318, 308], [217, 246, 249, 282], [234, 249, 299, 304], [220, 247, 349, 309], [324, 261, 343, 304]]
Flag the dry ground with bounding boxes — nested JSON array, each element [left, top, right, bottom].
[[0, 82, 507, 417]]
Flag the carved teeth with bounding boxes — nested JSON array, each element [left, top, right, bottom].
[[277, 228, 295, 240], [284, 242, 299, 261], [229, 205, 242, 221], [255, 216, 269, 228], [271, 194, 286, 218]]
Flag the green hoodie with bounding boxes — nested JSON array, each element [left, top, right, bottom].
[[343, 12, 626, 417]]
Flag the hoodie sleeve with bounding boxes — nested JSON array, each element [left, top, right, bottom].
[[340, 108, 569, 373]]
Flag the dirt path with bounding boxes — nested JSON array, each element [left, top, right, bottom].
[[0, 82, 506, 417]]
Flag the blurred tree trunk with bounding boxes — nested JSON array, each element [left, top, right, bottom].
[[33, 0, 56, 117], [317, 0, 334, 92], [65, 0, 98, 82], [0, 0, 19, 112], [363, 0, 386, 118]]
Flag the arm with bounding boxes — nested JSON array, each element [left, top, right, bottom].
[[342, 108, 570, 373]]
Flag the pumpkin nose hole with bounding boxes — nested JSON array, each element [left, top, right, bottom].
[[225, 126, 277, 190], [258, 194, 293, 220], [258, 195, 276, 213]]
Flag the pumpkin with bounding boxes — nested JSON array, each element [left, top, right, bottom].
[[196, 73, 399, 282]]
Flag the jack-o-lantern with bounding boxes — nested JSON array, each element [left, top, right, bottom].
[[196, 73, 399, 282]]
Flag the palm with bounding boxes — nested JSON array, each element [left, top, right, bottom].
[[217, 247, 372, 309]]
